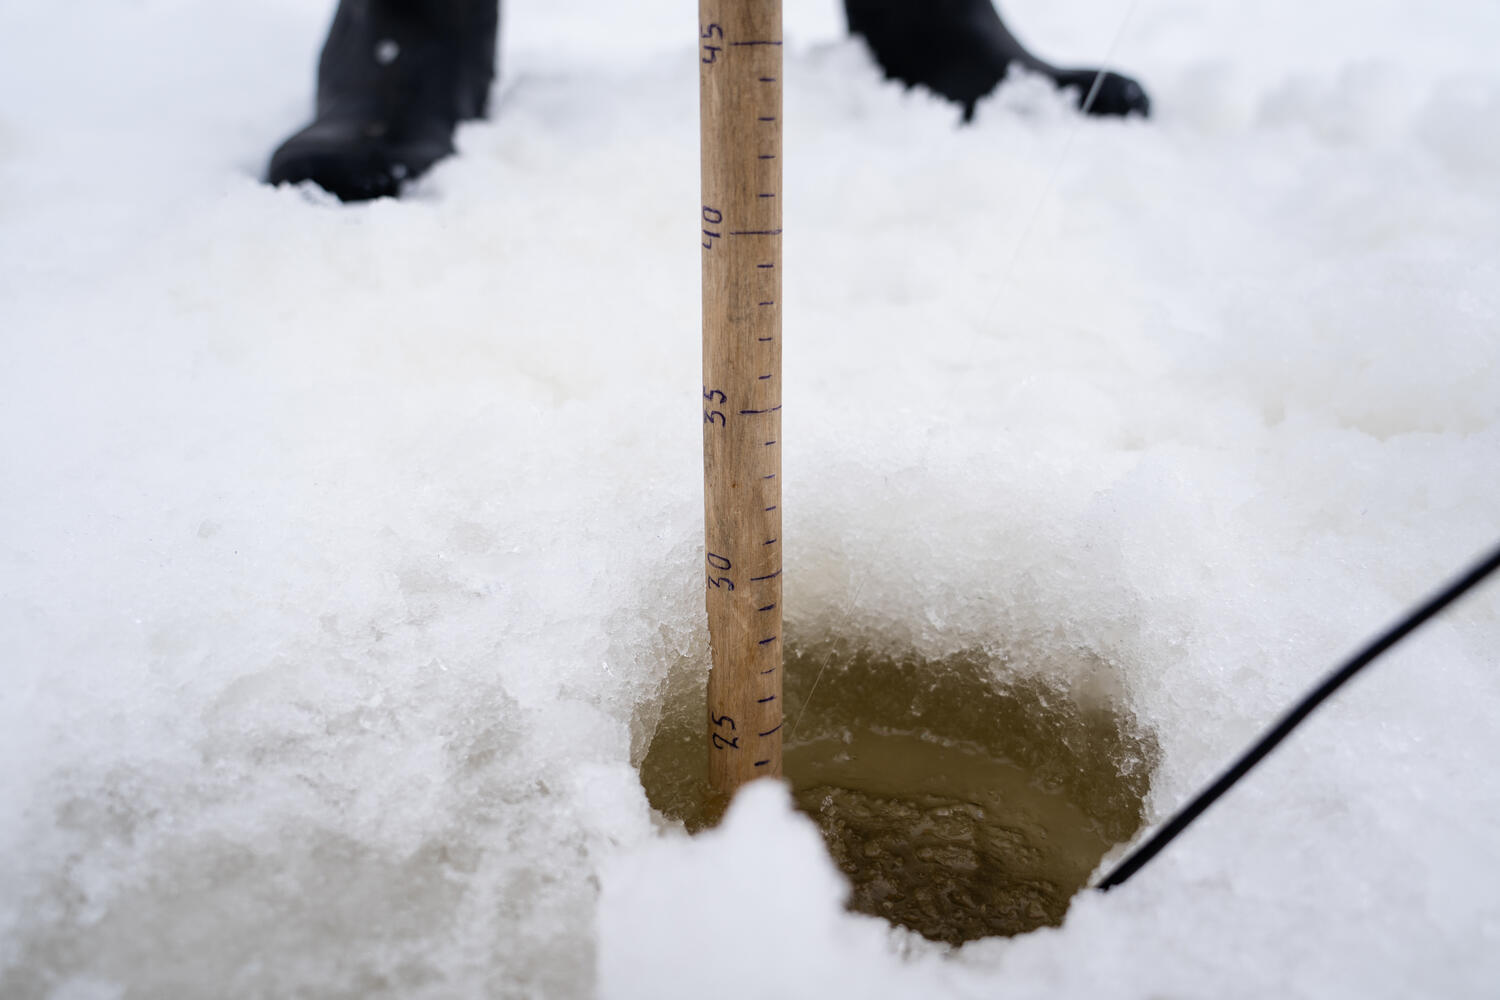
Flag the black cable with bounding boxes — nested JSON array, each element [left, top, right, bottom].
[[1095, 539, 1500, 892]]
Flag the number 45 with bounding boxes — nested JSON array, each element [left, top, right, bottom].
[[701, 24, 722, 64]]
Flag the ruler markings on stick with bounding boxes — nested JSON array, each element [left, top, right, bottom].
[[700, 0, 784, 797]]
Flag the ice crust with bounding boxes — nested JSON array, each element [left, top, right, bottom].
[[2, 0, 1499, 997]]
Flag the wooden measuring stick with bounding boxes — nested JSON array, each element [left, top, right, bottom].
[[700, 0, 784, 797]]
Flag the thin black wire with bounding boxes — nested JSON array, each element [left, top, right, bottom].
[[1095, 539, 1500, 892]]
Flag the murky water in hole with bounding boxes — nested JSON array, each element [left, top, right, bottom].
[[638, 641, 1157, 945]]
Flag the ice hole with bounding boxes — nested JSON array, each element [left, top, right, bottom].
[[638, 638, 1159, 945]]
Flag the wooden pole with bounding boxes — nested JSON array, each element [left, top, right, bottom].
[[700, 0, 784, 797]]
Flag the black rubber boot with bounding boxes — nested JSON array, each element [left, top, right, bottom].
[[844, 0, 1148, 122], [268, 0, 499, 201]]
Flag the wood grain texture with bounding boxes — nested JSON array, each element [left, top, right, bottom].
[[700, 0, 784, 796]]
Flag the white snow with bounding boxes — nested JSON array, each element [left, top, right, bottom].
[[2, 0, 1499, 997]]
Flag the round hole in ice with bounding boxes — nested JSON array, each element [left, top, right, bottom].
[[637, 639, 1158, 945]]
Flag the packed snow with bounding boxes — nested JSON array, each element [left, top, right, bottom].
[[2, 0, 1499, 997]]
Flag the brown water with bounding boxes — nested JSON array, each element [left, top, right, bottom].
[[637, 641, 1157, 945]]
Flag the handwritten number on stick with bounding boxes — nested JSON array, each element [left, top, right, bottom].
[[701, 23, 723, 63], [703, 387, 727, 426], [702, 207, 722, 250], [706, 551, 735, 591], [711, 710, 739, 751]]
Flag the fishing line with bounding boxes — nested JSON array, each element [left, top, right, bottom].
[[794, 4, 1142, 741], [789, 579, 867, 741], [1095, 539, 1500, 892], [924, 0, 1143, 463], [989, 0, 1143, 310]]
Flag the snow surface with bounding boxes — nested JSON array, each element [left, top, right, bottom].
[[3, 0, 1499, 997]]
